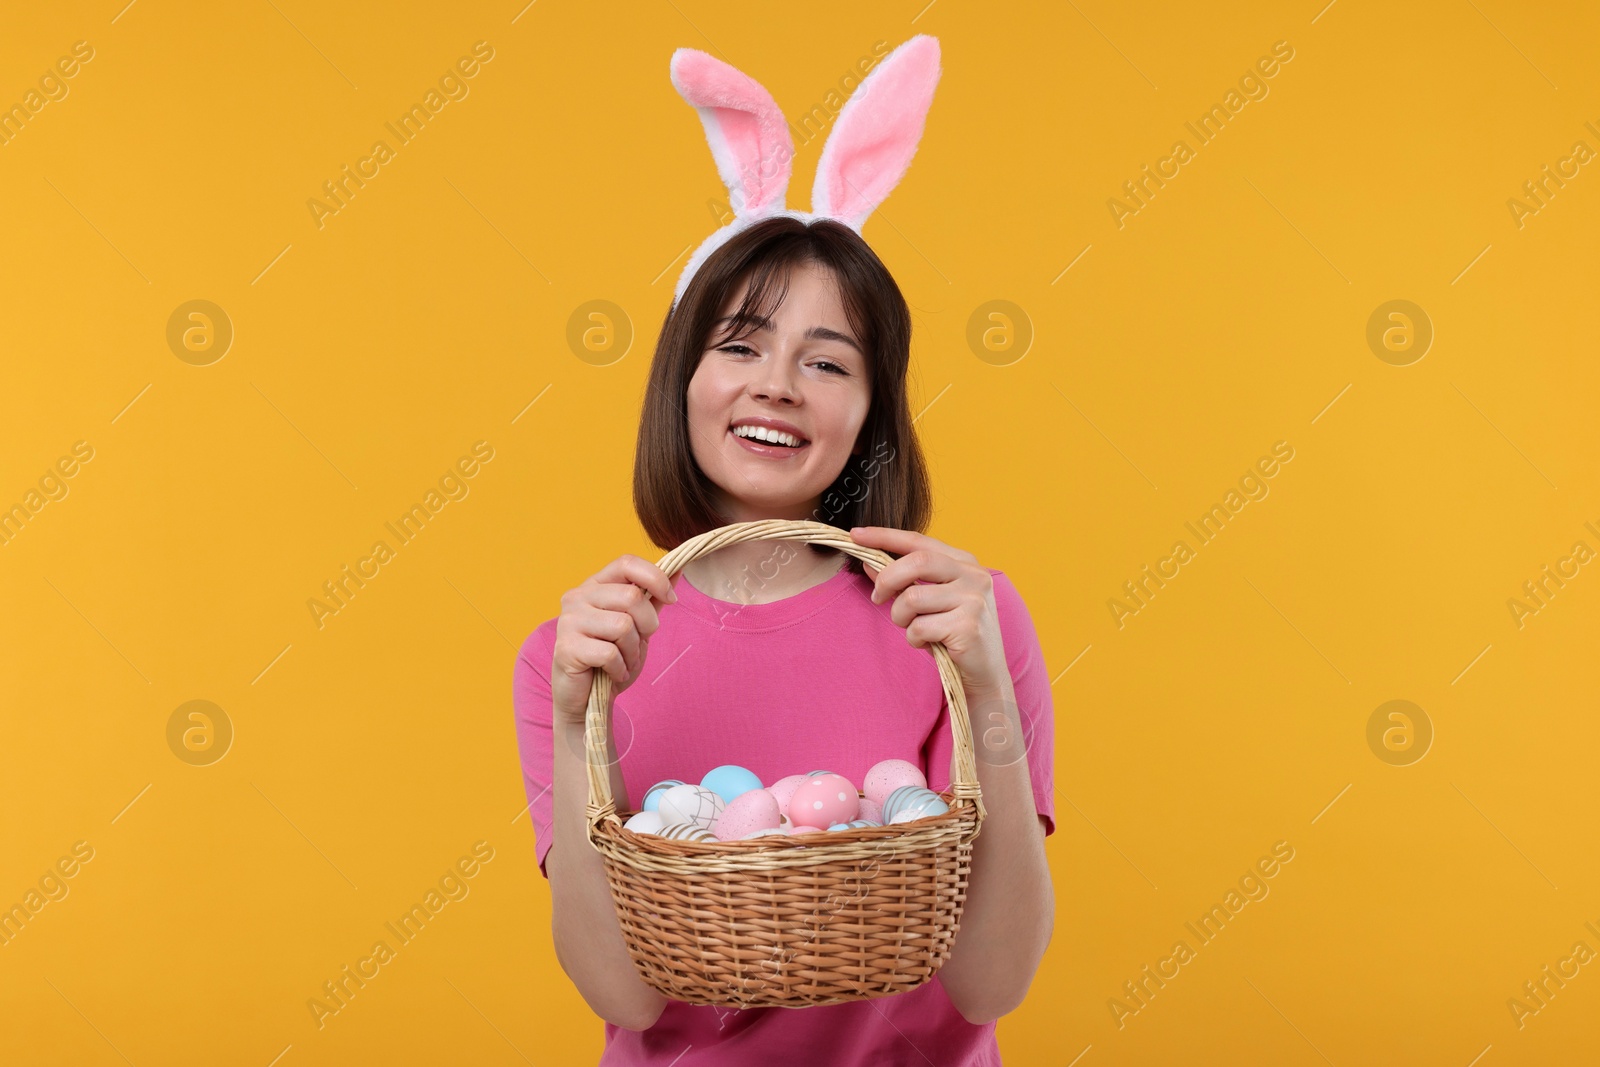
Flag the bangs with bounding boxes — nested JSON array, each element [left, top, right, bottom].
[[704, 246, 873, 370]]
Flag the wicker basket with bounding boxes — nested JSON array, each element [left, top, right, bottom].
[[583, 518, 987, 1009]]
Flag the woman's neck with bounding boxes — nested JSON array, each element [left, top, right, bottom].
[[679, 540, 848, 605]]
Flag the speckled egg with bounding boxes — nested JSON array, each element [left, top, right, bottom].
[[710, 788, 782, 841], [657, 784, 725, 829], [788, 824, 826, 834], [792, 773, 859, 827], [623, 811, 665, 834], [700, 765, 763, 805], [642, 779, 686, 812], [864, 759, 926, 806], [858, 797, 883, 824], [767, 774, 808, 819]]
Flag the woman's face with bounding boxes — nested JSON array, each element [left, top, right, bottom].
[[686, 262, 872, 522]]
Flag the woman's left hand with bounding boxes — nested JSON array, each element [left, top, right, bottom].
[[850, 526, 1010, 695]]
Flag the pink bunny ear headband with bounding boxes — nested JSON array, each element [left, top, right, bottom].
[[667, 35, 942, 314]]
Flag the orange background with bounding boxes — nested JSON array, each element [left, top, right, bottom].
[[1, 1, 1596, 1064]]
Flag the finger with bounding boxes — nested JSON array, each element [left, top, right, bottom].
[[593, 554, 677, 605], [567, 634, 629, 685], [585, 582, 663, 638], [869, 549, 966, 605], [904, 610, 960, 650], [887, 580, 966, 630], [850, 526, 975, 564], [576, 607, 642, 678]]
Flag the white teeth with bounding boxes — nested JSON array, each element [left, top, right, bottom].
[[733, 425, 802, 447]]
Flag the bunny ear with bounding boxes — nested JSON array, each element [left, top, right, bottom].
[[811, 36, 941, 230], [670, 48, 794, 217]]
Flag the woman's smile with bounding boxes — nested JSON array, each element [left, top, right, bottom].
[[729, 429, 809, 458], [728, 416, 812, 458]]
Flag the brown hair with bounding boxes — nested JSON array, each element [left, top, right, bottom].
[[633, 216, 932, 576]]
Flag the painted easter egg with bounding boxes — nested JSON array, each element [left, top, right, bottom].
[[623, 810, 665, 834], [788, 825, 826, 834], [858, 797, 883, 824], [700, 765, 763, 805], [864, 759, 926, 807], [883, 790, 940, 825], [740, 826, 790, 840], [657, 784, 725, 829], [711, 788, 782, 841], [642, 779, 686, 812], [826, 819, 883, 831], [767, 774, 808, 819], [792, 772, 859, 828], [659, 822, 718, 842], [883, 786, 949, 823]]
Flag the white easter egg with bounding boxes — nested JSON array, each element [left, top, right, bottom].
[[624, 811, 665, 834], [740, 827, 789, 840], [658, 784, 725, 829]]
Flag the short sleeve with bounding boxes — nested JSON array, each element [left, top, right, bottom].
[[922, 570, 1056, 837], [512, 621, 561, 879]]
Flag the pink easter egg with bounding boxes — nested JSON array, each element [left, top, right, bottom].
[[858, 796, 883, 824], [789, 825, 826, 834], [767, 774, 808, 819], [792, 773, 859, 828], [864, 759, 926, 807], [710, 788, 782, 841]]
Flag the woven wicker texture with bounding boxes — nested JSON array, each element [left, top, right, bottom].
[[582, 519, 987, 1008]]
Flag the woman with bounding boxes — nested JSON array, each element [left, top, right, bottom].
[[511, 215, 1057, 1065]]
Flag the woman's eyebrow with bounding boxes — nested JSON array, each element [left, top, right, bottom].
[[713, 315, 862, 354]]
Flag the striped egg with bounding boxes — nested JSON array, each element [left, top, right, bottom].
[[882, 786, 949, 823], [658, 822, 717, 842], [642, 779, 686, 812]]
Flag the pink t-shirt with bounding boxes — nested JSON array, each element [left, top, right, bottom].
[[511, 559, 1057, 1066]]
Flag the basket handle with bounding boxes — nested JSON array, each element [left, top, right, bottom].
[[583, 519, 986, 836]]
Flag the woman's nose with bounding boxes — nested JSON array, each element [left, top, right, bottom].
[[750, 354, 799, 403]]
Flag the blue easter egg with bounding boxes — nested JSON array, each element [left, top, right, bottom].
[[883, 785, 945, 822], [881, 785, 920, 822], [642, 779, 685, 812], [911, 795, 949, 818], [700, 765, 763, 804]]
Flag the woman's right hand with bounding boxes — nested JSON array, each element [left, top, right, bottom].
[[550, 554, 678, 727]]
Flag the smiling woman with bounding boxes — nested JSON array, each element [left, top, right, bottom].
[[514, 35, 1058, 1066]]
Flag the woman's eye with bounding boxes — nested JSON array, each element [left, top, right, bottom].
[[716, 344, 846, 374]]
